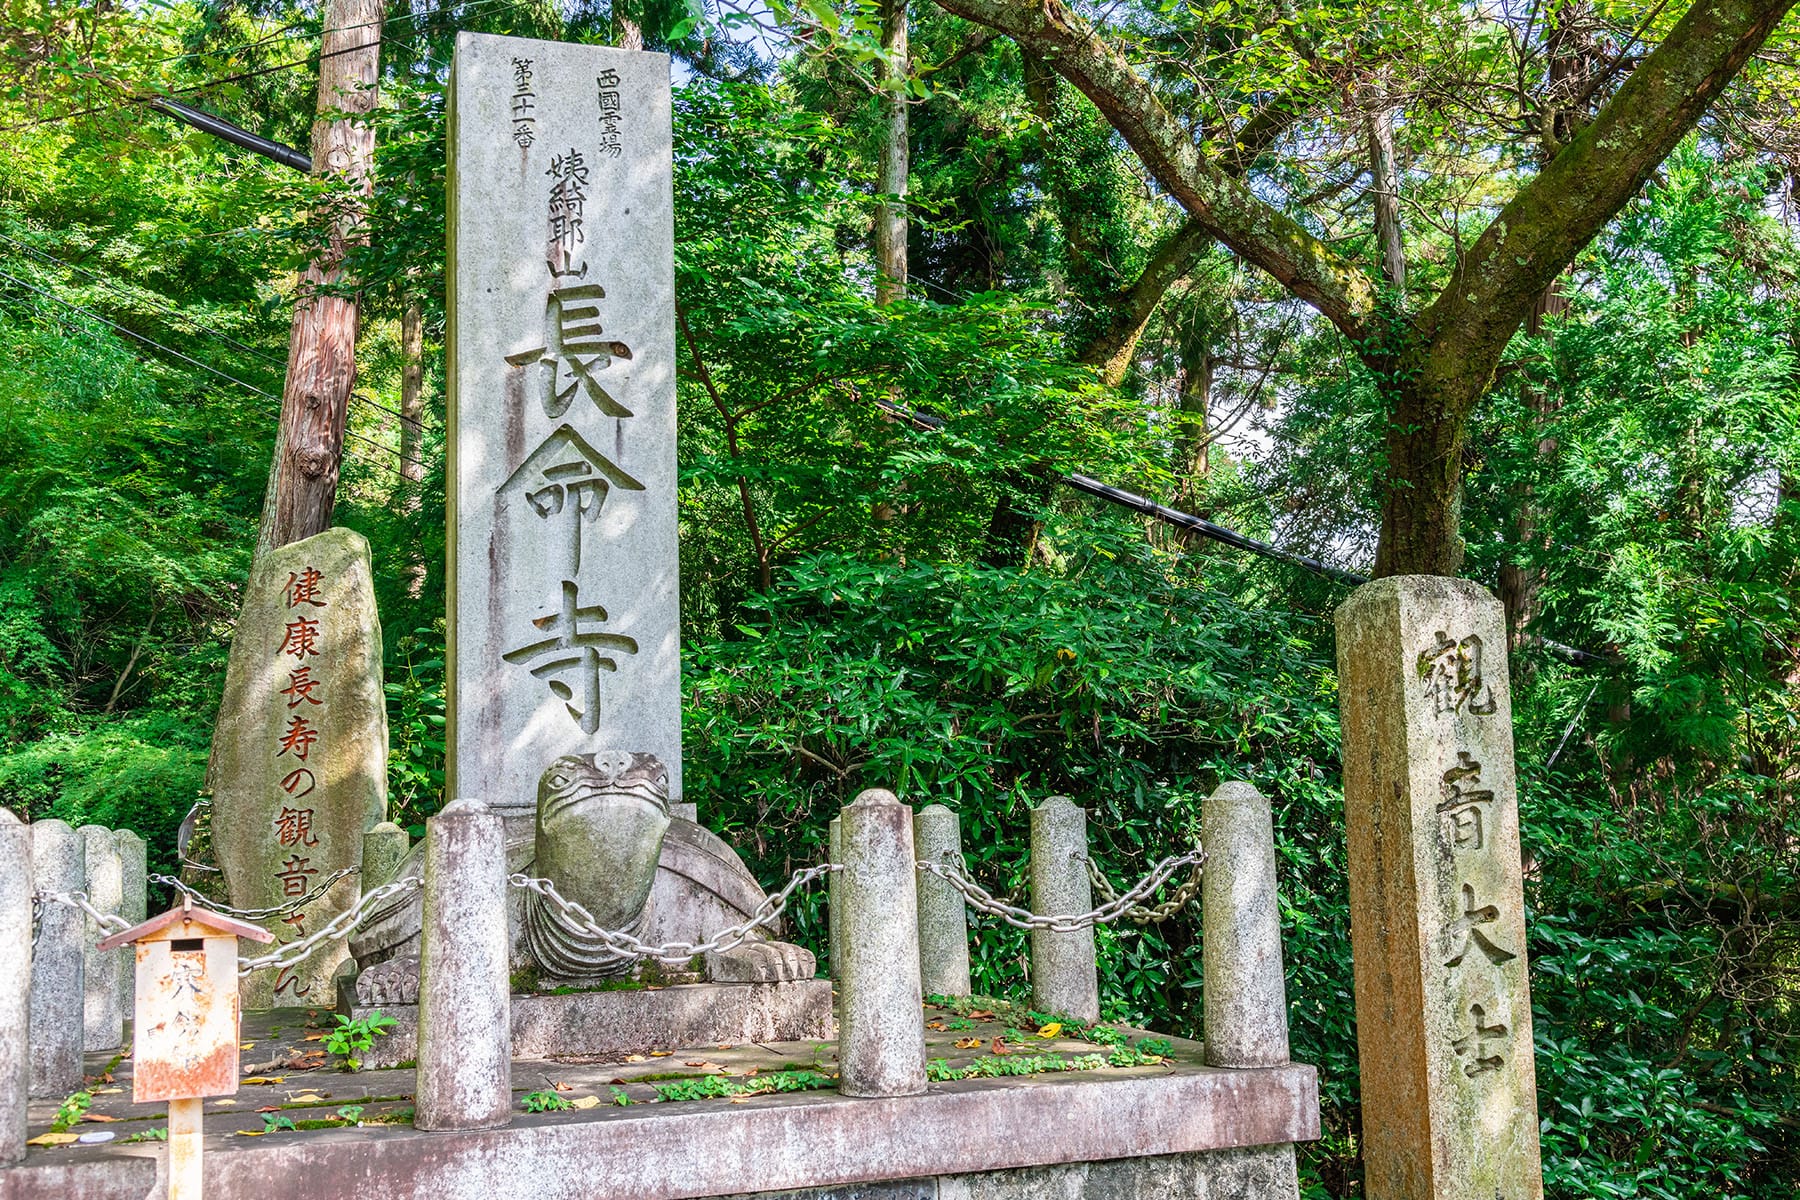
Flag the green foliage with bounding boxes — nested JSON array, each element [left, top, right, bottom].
[[260, 1113, 297, 1134], [49, 1090, 91, 1134], [520, 1089, 572, 1113], [323, 1010, 396, 1073], [651, 1069, 834, 1102]]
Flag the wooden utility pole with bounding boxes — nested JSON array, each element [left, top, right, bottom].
[[873, 0, 908, 305], [254, 0, 382, 556]]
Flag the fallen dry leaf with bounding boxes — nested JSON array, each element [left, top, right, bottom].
[[925, 1022, 947, 1031], [287, 1093, 327, 1104], [648, 1051, 671, 1058], [684, 1061, 708, 1067], [967, 1010, 995, 1020], [27, 1132, 79, 1146], [242, 1076, 285, 1085], [549, 1081, 572, 1092], [571, 1096, 601, 1110], [303, 1034, 326, 1043], [93, 1088, 122, 1096], [236, 1130, 265, 1138], [716, 1044, 733, 1050], [256, 1106, 281, 1114], [240, 1042, 255, 1051], [212, 1100, 237, 1108], [990, 1038, 1009, 1056], [954, 1038, 982, 1050], [608, 1078, 626, 1086], [624, 1055, 647, 1063], [79, 1114, 118, 1123], [1036, 1023, 1063, 1039]]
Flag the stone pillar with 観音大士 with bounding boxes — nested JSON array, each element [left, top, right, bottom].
[[1335, 576, 1543, 1200], [210, 527, 388, 1007]]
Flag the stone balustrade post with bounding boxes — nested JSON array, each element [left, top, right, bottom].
[[1029, 797, 1099, 1023], [827, 815, 843, 979], [362, 821, 411, 892], [913, 805, 971, 998], [28, 820, 84, 1099], [414, 799, 512, 1131], [1201, 782, 1289, 1067], [837, 789, 926, 1098], [0, 811, 30, 1166], [116, 831, 146, 1020], [78, 825, 123, 1051]]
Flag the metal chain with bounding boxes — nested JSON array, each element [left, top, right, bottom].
[[149, 868, 357, 921], [238, 877, 422, 975], [916, 847, 1206, 933], [34, 891, 133, 937], [510, 862, 839, 963], [1084, 854, 1204, 925]]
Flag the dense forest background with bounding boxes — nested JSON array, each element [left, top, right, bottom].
[[2, 0, 1798, 1193]]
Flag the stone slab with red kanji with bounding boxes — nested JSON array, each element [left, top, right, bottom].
[[210, 527, 388, 1009]]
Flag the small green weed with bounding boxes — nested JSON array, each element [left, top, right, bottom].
[[521, 1089, 571, 1113], [324, 1009, 397, 1071], [50, 1091, 92, 1133], [261, 1113, 297, 1134]]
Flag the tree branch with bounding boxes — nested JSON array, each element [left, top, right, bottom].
[[932, 0, 1379, 342]]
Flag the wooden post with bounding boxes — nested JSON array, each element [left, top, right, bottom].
[[167, 1098, 204, 1200], [254, 0, 382, 556]]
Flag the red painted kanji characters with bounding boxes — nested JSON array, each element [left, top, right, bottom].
[[281, 666, 324, 707], [279, 616, 322, 660], [275, 855, 317, 897], [285, 567, 327, 608], [274, 806, 317, 848], [277, 715, 320, 760]]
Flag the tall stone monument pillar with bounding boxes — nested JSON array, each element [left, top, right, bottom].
[[446, 34, 681, 824], [211, 528, 389, 1006], [1335, 576, 1543, 1200]]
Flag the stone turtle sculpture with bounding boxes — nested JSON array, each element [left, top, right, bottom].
[[348, 751, 814, 1005]]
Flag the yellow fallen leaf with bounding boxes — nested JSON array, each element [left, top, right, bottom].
[[27, 1132, 79, 1146], [212, 1100, 237, 1107], [649, 1051, 671, 1058], [571, 1096, 601, 1110], [287, 1093, 327, 1104], [93, 1088, 123, 1095], [240, 1043, 255, 1050], [236, 1130, 265, 1138], [303, 1034, 326, 1042], [80, 1114, 119, 1123], [624, 1055, 646, 1063], [954, 1038, 983, 1050], [1036, 1023, 1063, 1038], [241, 1076, 285, 1085]]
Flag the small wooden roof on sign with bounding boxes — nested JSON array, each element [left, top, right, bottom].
[[97, 893, 274, 951]]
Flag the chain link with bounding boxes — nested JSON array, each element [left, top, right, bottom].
[[1084, 854, 1204, 925], [149, 868, 357, 921], [511, 862, 838, 963], [916, 846, 1205, 933], [238, 876, 422, 975], [35, 891, 134, 937]]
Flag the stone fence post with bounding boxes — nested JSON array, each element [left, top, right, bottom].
[[28, 820, 84, 1099], [415, 799, 512, 1131], [78, 825, 123, 1051], [913, 805, 971, 998], [0, 811, 29, 1166], [116, 831, 146, 1019], [1029, 797, 1099, 1023], [1336, 576, 1543, 1200], [827, 815, 843, 979], [837, 789, 926, 1098], [1201, 782, 1289, 1067]]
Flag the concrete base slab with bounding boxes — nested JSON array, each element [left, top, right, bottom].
[[338, 978, 836, 1068]]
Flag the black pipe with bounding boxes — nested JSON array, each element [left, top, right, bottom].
[[147, 97, 313, 173]]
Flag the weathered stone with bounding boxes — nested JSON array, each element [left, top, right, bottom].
[[0, 810, 29, 1165], [446, 34, 682, 822], [913, 805, 971, 998], [339, 978, 834, 1070], [78, 825, 123, 1051], [1202, 783, 1288, 1068], [210, 527, 388, 1008], [415, 799, 512, 1131], [28, 819, 84, 1099], [1028, 798, 1098, 1023], [837, 789, 926, 1098], [827, 815, 843, 978], [362, 822, 410, 891], [524, 752, 669, 980], [1335, 576, 1543, 1200], [114, 831, 146, 1020]]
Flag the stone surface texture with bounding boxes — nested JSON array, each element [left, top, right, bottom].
[[1335, 576, 1543, 1200], [114, 832, 146, 1019], [447, 34, 682, 820], [837, 789, 927, 1098], [415, 799, 512, 1131], [1201, 783, 1289, 1068], [27, 819, 84, 1099], [827, 815, 843, 978], [209, 526, 388, 1008], [0, 811, 28, 1165], [913, 805, 971, 998], [77, 826, 123, 1051], [362, 822, 410, 891], [1028, 798, 1098, 1023], [340, 979, 834, 1069]]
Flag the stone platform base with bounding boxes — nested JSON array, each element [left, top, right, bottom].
[[337, 978, 836, 1068]]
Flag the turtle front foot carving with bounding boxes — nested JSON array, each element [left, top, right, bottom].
[[355, 954, 420, 1006], [705, 941, 816, 983]]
